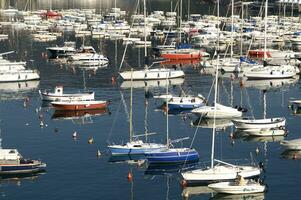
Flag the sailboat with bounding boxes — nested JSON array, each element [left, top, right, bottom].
[[145, 76, 199, 164], [118, 0, 184, 81], [108, 69, 166, 155], [243, 0, 298, 80], [181, 0, 261, 184]]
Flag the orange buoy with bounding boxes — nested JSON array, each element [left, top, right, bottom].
[[127, 171, 133, 181], [239, 79, 244, 87], [111, 76, 116, 85]]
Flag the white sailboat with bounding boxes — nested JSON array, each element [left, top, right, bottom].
[[118, 0, 184, 81], [181, 1, 261, 184], [243, 0, 297, 80]]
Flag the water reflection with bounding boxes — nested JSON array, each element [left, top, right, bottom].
[[210, 193, 265, 200], [281, 149, 301, 160], [0, 80, 39, 100], [0, 172, 45, 186], [233, 130, 285, 143], [243, 76, 299, 91], [191, 117, 233, 129], [108, 154, 146, 167], [51, 108, 109, 120], [119, 78, 184, 89], [181, 186, 213, 199]]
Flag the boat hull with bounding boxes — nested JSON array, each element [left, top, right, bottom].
[[51, 101, 107, 111], [232, 118, 286, 129], [146, 149, 199, 164], [119, 69, 184, 80], [0, 163, 46, 175]]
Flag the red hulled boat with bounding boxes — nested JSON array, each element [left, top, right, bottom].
[[51, 100, 108, 111], [160, 49, 207, 60]]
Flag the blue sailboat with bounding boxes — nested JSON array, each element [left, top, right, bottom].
[[145, 77, 199, 164]]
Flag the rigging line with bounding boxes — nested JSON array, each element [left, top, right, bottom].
[[243, 86, 255, 119], [118, 0, 140, 71], [183, 74, 216, 166], [106, 92, 123, 144]]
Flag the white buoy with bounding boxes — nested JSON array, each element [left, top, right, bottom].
[[40, 121, 44, 127], [97, 150, 101, 157], [88, 137, 94, 144], [256, 147, 260, 155], [72, 131, 77, 138]]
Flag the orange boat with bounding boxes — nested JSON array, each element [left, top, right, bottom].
[[160, 49, 205, 60], [51, 100, 108, 111]]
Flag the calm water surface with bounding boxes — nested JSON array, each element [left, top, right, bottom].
[[0, 2, 301, 200]]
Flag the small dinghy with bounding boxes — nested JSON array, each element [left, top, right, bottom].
[[232, 118, 285, 130], [51, 100, 108, 111], [208, 176, 265, 194], [39, 85, 94, 101]]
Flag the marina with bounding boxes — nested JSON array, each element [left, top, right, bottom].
[[0, 0, 301, 199]]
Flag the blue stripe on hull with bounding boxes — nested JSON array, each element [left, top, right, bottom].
[[109, 147, 165, 155], [168, 103, 203, 110], [0, 164, 45, 174], [147, 151, 199, 164]]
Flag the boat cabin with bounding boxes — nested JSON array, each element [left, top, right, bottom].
[[0, 149, 22, 165]]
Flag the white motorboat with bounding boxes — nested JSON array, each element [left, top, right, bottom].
[[68, 46, 109, 65], [39, 85, 95, 101], [46, 41, 76, 58], [232, 118, 286, 130], [191, 103, 242, 119], [208, 180, 265, 194], [0, 70, 40, 82], [280, 138, 301, 150]]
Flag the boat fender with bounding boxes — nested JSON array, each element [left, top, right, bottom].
[[284, 130, 289, 136]]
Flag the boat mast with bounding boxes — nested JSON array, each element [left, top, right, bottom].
[[264, 0, 268, 62], [144, 0, 148, 69], [129, 69, 133, 142], [166, 75, 169, 148], [211, 0, 220, 169], [230, 0, 234, 59], [179, 0, 182, 43]]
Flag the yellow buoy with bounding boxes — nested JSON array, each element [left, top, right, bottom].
[[88, 137, 94, 144]]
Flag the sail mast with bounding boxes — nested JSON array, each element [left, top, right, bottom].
[[129, 69, 133, 142], [230, 0, 234, 59], [264, 0, 268, 61], [211, 0, 220, 169], [144, 0, 147, 69], [166, 76, 169, 147]]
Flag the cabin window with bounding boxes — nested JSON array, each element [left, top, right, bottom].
[[9, 150, 15, 154], [133, 145, 142, 147]]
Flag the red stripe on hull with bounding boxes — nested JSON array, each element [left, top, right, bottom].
[[52, 103, 107, 111], [160, 53, 202, 60]]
